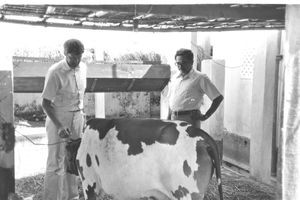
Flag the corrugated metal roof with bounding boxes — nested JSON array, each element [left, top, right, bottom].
[[0, 4, 285, 32]]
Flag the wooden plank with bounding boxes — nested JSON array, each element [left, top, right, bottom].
[[86, 78, 170, 92], [76, 5, 285, 21], [14, 77, 44, 93], [13, 61, 170, 93], [13, 58, 170, 79], [0, 19, 285, 33], [0, 71, 15, 199], [14, 77, 170, 93]]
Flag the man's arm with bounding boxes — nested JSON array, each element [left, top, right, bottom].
[[42, 98, 70, 138], [191, 95, 224, 121], [203, 95, 224, 120]]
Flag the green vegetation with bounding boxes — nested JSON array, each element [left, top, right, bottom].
[[14, 101, 46, 122]]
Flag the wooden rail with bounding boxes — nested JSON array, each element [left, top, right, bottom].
[[13, 77, 169, 93]]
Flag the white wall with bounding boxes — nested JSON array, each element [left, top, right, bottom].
[[210, 30, 279, 138]]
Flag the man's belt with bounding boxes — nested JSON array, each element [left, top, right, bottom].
[[69, 109, 82, 112], [172, 109, 198, 115]]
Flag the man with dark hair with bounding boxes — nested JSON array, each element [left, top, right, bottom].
[[168, 48, 223, 128], [42, 39, 86, 200]]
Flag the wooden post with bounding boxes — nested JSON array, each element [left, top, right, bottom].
[[282, 5, 300, 200], [0, 70, 14, 199], [250, 31, 281, 184]]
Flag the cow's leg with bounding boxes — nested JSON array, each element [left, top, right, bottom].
[[194, 145, 212, 199], [77, 157, 106, 200], [80, 169, 106, 200]]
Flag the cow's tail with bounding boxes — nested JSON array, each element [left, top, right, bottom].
[[196, 128, 223, 200]]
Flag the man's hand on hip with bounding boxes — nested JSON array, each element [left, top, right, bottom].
[[190, 110, 208, 121]]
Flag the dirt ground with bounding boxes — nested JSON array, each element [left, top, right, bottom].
[[15, 166, 276, 200], [14, 120, 276, 200]]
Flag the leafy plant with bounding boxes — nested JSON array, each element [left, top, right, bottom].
[[115, 51, 161, 64], [14, 101, 46, 122]]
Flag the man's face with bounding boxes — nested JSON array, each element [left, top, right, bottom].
[[175, 55, 193, 76], [65, 52, 82, 69]]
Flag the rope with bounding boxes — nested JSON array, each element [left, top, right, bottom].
[[15, 129, 68, 146]]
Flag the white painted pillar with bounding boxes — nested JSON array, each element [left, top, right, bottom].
[[201, 60, 225, 141], [282, 5, 300, 200], [95, 93, 105, 118], [250, 31, 281, 184], [160, 86, 169, 120]]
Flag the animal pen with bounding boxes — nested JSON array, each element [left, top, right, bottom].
[[0, 4, 300, 200]]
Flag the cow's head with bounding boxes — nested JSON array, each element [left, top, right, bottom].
[[65, 138, 82, 176]]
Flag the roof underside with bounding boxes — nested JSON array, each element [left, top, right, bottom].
[[0, 4, 286, 32]]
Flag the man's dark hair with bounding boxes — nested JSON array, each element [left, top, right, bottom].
[[64, 39, 84, 54], [174, 48, 194, 61]]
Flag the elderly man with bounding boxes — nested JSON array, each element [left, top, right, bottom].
[[41, 39, 86, 200], [168, 48, 223, 128]]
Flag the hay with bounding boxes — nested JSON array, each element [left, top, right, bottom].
[[15, 167, 276, 200], [204, 167, 275, 200]]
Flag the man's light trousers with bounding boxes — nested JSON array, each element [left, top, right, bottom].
[[43, 110, 84, 200]]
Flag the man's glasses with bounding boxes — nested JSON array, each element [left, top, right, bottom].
[[67, 53, 82, 59], [175, 61, 189, 66]]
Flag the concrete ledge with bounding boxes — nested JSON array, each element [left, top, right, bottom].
[[223, 130, 250, 171]]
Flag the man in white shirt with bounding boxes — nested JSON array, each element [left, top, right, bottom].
[[42, 39, 86, 200], [168, 48, 223, 127]]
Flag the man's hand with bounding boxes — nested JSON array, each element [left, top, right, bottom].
[[190, 110, 208, 121], [58, 127, 71, 138]]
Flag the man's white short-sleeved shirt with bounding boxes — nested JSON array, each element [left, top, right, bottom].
[[168, 69, 221, 111], [42, 59, 87, 111]]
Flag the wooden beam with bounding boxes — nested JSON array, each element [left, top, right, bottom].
[[13, 58, 170, 79], [0, 18, 284, 33], [13, 77, 169, 93], [85, 78, 170, 92], [71, 5, 286, 21], [13, 60, 170, 93]]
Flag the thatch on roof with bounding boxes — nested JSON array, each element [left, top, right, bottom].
[[0, 4, 285, 32]]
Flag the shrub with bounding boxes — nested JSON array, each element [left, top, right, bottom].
[[14, 101, 46, 122]]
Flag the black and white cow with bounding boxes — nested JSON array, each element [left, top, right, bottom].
[[66, 118, 223, 200]]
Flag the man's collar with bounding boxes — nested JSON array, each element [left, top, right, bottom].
[[176, 68, 194, 78], [62, 59, 80, 71]]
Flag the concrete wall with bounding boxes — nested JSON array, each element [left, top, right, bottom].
[[102, 92, 151, 118], [207, 30, 281, 176], [211, 30, 279, 139], [95, 91, 160, 119]]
